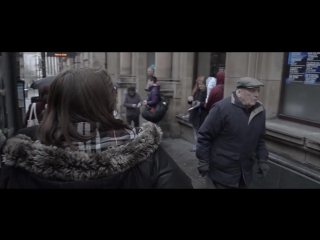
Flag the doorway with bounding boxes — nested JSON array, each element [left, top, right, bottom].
[[194, 52, 226, 87]]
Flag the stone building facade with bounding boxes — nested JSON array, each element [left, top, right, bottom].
[[57, 52, 320, 179]]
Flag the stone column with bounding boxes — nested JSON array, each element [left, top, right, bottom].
[[45, 55, 49, 76], [131, 52, 137, 77], [106, 52, 114, 78], [134, 52, 148, 99], [171, 52, 180, 80], [155, 52, 172, 79], [179, 52, 194, 113], [120, 52, 132, 76], [52, 57, 55, 74], [55, 57, 58, 73], [114, 52, 120, 81], [112, 52, 121, 114]]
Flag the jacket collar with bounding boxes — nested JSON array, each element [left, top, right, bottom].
[[231, 91, 264, 125], [2, 122, 162, 182]]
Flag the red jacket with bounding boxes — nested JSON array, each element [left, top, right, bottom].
[[205, 71, 225, 110]]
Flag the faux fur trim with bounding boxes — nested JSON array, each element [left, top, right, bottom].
[[2, 122, 162, 181]]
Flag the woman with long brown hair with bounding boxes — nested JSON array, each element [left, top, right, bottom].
[[1, 67, 193, 189], [188, 76, 208, 152]]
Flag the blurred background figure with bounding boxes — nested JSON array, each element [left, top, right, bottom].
[[147, 64, 155, 77], [24, 84, 49, 127], [123, 86, 142, 127], [205, 71, 225, 110], [188, 76, 208, 152], [205, 73, 217, 104]]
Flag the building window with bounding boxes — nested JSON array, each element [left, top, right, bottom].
[[210, 52, 226, 76], [194, 52, 226, 88], [279, 52, 320, 126]]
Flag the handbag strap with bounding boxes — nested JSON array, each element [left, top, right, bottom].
[[33, 103, 38, 122], [29, 103, 38, 122], [28, 103, 35, 121]]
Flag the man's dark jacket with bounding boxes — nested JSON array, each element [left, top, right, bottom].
[[196, 91, 268, 188]]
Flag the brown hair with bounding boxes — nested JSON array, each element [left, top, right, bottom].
[[37, 67, 130, 150], [191, 76, 206, 96]]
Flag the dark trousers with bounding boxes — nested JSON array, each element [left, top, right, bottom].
[[126, 115, 139, 127], [212, 175, 248, 189]]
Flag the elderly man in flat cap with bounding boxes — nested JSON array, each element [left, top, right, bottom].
[[196, 77, 269, 189]]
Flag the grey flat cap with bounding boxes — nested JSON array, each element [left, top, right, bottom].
[[237, 77, 264, 88]]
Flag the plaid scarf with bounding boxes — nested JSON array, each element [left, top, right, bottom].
[[66, 122, 142, 154], [61, 122, 142, 154]]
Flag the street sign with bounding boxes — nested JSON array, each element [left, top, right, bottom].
[[47, 52, 76, 58]]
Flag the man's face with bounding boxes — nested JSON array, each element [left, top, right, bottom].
[[129, 90, 135, 96], [198, 81, 205, 91], [147, 68, 154, 76], [237, 87, 260, 108]]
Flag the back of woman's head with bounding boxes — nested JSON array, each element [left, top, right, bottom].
[[37, 67, 130, 150]]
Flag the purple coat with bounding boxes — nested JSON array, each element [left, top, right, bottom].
[[147, 85, 160, 107]]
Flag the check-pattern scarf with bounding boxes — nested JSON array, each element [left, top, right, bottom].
[[63, 122, 142, 154]]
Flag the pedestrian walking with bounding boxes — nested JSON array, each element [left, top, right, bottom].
[[196, 77, 269, 189], [188, 76, 208, 152], [123, 86, 142, 127]]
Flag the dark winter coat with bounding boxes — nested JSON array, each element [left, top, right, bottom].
[[1, 122, 193, 189], [196, 91, 269, 188], [123, 92, 142, 117], [147, 85, 160, 107], [188, 90, 208, 130]]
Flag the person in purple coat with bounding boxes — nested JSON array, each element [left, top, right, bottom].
[[142, 76, 161, 126]]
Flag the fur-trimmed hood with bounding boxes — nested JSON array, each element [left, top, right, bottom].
[[2, 122, 162, 183]]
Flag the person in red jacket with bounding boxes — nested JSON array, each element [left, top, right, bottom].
[[205, 71, 225, 110]]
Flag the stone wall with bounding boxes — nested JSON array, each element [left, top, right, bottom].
[[224, 52, 320, 171], [225, 52, 284, 119]]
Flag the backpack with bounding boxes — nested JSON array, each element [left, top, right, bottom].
[[142, 93, 169, 123]]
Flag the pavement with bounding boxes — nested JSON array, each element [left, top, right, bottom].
[[160, 138, 215, 189]]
